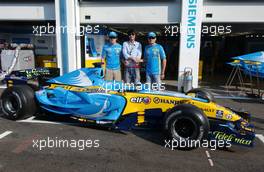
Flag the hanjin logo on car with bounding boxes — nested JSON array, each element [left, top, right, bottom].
[[153, 97, 187, 105]]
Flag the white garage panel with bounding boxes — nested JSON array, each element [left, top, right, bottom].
[[204, 4, 264, 22], [0, 3, 55, 21], [80, 1, 181, 24]]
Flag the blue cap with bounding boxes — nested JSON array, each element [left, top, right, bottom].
[[148, 32, 156, 38], [108, 31, 118, 38]]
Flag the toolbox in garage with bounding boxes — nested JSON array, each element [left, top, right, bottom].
[[1, 50, 35, 71]]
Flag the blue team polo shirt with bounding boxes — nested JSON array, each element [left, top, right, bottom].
[[102, 43, 122, 70], [144, 43, 166, 75]]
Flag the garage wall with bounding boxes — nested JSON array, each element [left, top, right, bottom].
[[0, 33, 56, 55], [79, 1, 181, 24], [0, 2, 55, 21], [203, 2, 264, 22], [1, 1, 263, 23]]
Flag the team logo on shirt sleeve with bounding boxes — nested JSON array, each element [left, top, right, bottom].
[[152, 48, 159, 57], [114, 48, 121, 54]]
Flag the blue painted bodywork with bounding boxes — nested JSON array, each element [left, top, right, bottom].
[[35, 67, 196, 123], [35, 68, 126, 123], [228, 51, 264, 78], [36, 89, 126, 121]]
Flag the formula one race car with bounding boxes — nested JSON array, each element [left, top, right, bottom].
[[1, 64, 255, 148]]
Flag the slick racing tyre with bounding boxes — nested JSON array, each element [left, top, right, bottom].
[[186, 88, 215, 103], [1, 85, 37, 120], [163, 104, 209, 149]]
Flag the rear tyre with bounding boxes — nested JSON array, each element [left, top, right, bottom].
[[1, 85, 37, 120], [163, 104, 209, 149], [186, 88, 215, 102]]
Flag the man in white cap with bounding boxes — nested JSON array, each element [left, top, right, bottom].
[[102, 31, 122, 81], [144, 32, 167, 88]]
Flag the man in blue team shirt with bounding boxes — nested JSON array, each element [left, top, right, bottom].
[[102, 31, 122, 81], [144, 32, 167, 87], [122, 30, 142, 84]]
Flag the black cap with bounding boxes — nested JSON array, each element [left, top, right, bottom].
[[128, 29, 136, 36]]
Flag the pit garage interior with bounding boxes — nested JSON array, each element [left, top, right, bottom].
[[1, 22, 264, 87], [80, 22, 264, 86], [200, 23, 264, 86], [0, 21, 57, 69]]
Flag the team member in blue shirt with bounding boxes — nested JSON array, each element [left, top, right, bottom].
[[144, 32, 167, 86], [102, 31, 122, 81]]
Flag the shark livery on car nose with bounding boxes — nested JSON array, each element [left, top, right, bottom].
[[1, 63, 255, 149]]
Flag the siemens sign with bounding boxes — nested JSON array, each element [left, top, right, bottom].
[[187, 0, 198, 49], [178, 0, 203, 89]]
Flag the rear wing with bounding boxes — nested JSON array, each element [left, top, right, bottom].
[[4, 68, 60, 88]]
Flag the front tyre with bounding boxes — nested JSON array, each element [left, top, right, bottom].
[[1, 85, 37, 120], [164, 104, 209, 149]]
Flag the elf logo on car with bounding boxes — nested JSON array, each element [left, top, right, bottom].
[[130, 97, 151, 104]]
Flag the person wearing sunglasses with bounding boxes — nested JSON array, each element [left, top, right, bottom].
[[102, 31, 122, 81], [144, 32, 167, 89], [122, 30, 142, 84]]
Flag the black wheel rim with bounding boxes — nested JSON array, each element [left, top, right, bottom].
[[4, 94, 20, 114], [173, 118, 196, 139]]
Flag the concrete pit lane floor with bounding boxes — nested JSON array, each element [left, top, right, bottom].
[[0, 94, 263, 172]]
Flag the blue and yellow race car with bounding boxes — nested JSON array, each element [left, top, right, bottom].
[[1, 65, 255, 148]]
